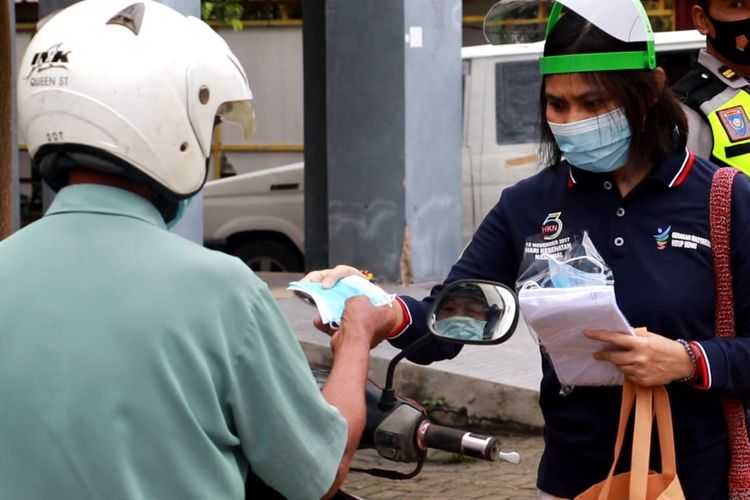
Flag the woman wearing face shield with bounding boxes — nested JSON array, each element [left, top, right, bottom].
[[305, 1, 750, 498]]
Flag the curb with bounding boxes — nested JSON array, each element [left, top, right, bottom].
[[301, 341, 543, 432]]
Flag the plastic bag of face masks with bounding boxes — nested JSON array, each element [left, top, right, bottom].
[[516, 231, 613, 290], [515, 231, 634, 390]]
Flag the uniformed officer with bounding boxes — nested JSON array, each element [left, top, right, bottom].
[[0, 1, 397, 499], [673, 0, 750, 173]]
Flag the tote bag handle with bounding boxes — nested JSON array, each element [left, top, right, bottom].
[[595, 381, 677, 500]]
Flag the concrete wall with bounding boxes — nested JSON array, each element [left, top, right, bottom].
[[307, 0, 463, 282], [404, 0, 463, 282], [324, 0, 408, 279]]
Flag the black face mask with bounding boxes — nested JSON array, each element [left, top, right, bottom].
[[707, 13, 750, 67]]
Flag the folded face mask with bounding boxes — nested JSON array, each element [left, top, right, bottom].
[[548, 255, 608, 288], [434, 316, 487, 341]]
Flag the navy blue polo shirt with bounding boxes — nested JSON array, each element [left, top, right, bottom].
[[391, 148, 750, 498]]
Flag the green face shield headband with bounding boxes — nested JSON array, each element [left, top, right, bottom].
[[539, 1, 656, 75], [482, 0, 656, 75]]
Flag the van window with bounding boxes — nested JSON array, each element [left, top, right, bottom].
[[495, 60, 541, 145], [657, 49, 700, 86]]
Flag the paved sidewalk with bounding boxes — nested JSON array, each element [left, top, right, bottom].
[[342, 432, 544, 499]]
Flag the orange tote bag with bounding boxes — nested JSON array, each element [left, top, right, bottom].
[[575, 380, 684, 500]]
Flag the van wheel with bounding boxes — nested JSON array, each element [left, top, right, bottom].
[[232, 239, 303, 273]]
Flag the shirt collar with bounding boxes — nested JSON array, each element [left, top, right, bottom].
[[566, 148, 695, 190], [698, 50, 750, 89], [45, 183, 167, 229]]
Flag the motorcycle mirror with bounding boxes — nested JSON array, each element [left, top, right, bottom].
[[427, 280, 519, 345]]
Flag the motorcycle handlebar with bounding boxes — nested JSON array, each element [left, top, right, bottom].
[[417, 421, 502, 461]]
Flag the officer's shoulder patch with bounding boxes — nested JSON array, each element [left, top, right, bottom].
[[720, 65, 739, 81], [718, 105, 750, 142]]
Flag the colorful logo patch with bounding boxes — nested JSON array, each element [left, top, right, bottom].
[[737, 34, 749, 52], [653, 226, 671, 251], [718, 105, 750, 143], [541, 212, 563, 240]]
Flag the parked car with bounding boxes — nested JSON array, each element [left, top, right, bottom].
[[204, 30, 706, 272], [203, 162, 304, 272]]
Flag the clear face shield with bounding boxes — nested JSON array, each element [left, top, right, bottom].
[[483, 0, 656, 75], [217, 99, 257, 141], [483, 0, 553, 45]]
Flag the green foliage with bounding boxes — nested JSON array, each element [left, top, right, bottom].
[[420, 396, 446, 411], [446, 452, 476, 463], [202, 0, 244, 31]]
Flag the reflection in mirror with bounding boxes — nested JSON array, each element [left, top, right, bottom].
[[428, 280, 518, 345]]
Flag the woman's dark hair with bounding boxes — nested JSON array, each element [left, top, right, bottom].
[[538, 10, 688, 171]]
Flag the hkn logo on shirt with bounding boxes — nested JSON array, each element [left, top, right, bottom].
[[542, 212, 563, 240]]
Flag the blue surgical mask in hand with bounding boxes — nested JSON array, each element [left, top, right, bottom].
[[433, 316, 487, 341], [287, 275, 395, 329], [548, 107, 631, 173], [548, 255, 608, 288]]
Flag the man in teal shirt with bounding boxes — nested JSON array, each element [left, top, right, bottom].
[[0, 1, 397, 498]]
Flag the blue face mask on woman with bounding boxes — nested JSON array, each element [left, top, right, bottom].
[[433, 316, 487, 341], [548, 107, 632, 173]]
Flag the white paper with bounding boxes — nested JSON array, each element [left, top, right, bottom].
[[518, 285, 634, 386], [408, 26, 423, 48], [288, 275, 395, 329]]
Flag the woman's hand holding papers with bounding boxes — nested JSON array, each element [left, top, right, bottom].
[[302, 264, 363, 289], [585, 328, 694, 386]]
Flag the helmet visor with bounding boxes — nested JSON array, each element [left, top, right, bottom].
[[217, 100, 257, 141]]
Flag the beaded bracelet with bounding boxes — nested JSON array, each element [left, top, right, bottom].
[[676, 338, 696, 383]]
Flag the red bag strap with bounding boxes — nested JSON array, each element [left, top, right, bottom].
[[710, 167, 739, 339], [709, 167, 750, 498]]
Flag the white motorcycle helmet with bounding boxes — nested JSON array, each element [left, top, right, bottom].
[[17, 0, 256, 220]]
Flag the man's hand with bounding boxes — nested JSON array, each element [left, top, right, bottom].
[[330, 296, 397, 352], [585, 329, 694, 386], [321, 296, 399, 497]]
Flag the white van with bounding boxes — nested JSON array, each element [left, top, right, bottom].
[[203, 30, 706, 272]]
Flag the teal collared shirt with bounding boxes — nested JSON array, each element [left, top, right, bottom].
[[0, 184, 346, 499]]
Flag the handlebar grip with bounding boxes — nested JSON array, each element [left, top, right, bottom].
[[418, 422, 501, 461]]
